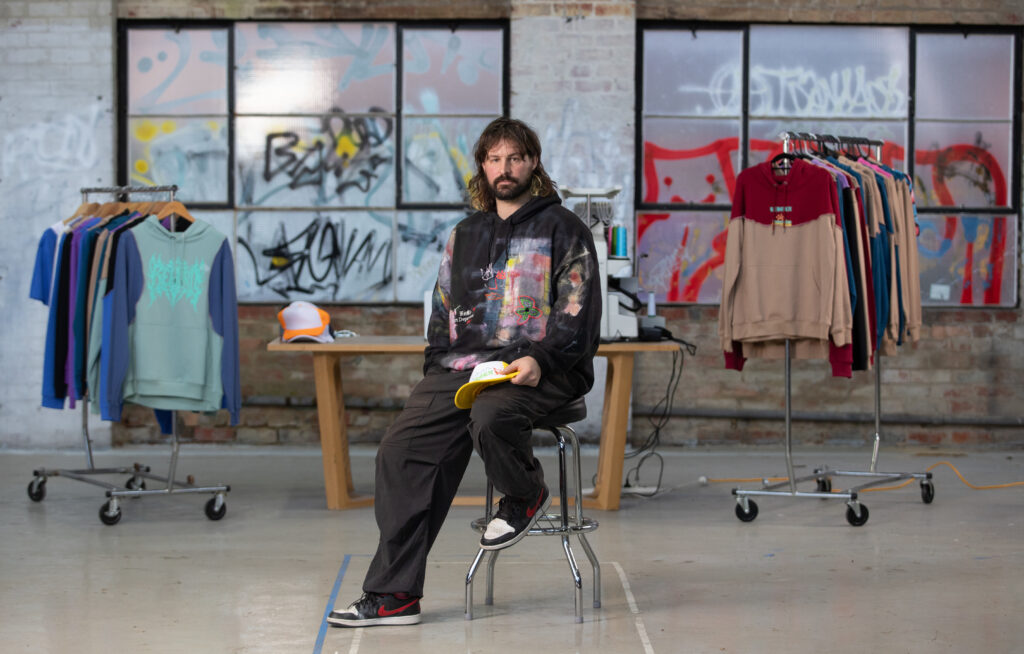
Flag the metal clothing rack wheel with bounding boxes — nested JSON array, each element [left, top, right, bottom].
[[731, 341, 870, 527], [27, 185, 230, 525], [728, 134, 934, 526], [808, 353, 934, 508]]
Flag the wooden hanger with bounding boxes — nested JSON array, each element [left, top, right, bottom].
[[64, 201, 100, 224], [98, 201, 130, 219], [145, 200, 168, 216], [128, 201, 156, 215], [155, 200, 195, 223]]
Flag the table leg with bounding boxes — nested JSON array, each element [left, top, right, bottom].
[[584, 352, 634, 511], [312, 353, 373, 510]]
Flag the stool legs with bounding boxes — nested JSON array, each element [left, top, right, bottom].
[[577, 530, 601, 609], [561, 425, 601, 610], [465, 549, 484, 619], [465, 423, 600, 622], [557, 427, 585, 623]]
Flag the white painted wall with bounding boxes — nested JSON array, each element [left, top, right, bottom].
[[0, 1, 115, 447], [510, 6, 636, 438]]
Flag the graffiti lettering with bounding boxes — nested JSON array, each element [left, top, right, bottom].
[[2, 104, 103, 183], [545, 98, 632, 218], [750, 64, 906, 117], [688, 63, 907, 118], [262, 110, 393, 200], [238, 214, 391, 300]]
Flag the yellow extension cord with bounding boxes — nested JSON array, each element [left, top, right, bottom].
[[706, 461, 1024, 491]]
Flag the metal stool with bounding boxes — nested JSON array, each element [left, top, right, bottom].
[[465, 397, 601, 623]]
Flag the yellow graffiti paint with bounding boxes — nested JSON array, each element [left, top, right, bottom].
[[335, 134, 359, 162], [161, 120, 176, 134], [134, 120, 158, 142], [450, 146, 472, 186], [134, 159, 150, 174], [270, 256, 289, 269]]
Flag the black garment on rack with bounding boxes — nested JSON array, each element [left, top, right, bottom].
[[51, 233, 74, 402], [842, 186, 868, 371], [104, 214, 149, 295]]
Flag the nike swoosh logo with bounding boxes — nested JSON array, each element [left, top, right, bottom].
[[526, 492, 544, 518], [378, 599, 418, 617]]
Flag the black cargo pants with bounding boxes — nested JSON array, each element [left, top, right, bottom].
[[361, 368, 578, 597]]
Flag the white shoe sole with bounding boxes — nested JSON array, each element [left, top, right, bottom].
[[479, 494, 551, 551], [327, 613, 421, 627]]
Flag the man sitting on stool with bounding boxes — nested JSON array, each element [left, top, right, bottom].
[[327, 117, 602, 627]]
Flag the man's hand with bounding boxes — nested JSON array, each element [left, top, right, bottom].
[[504, 356, 541, 387]]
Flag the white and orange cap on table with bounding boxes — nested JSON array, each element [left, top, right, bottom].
[[277, 301, 334, 343]]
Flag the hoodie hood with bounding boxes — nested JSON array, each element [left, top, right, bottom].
[[140, 214, 212, 243], [481, 194, 565, 280], [505, 193, 561, 225]]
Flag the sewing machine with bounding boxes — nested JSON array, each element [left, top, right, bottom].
[[561, 187, 639, 340]]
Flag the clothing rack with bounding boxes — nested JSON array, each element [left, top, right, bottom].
[[730, 132, 933, 527], [27, 185, 230, 525]]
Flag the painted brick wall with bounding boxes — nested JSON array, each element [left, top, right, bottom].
[[637, 0, 1024, 24], [116, 0, 512, 20], [0, 0, 115, 448], [2, 0, 1022, 451], [511, 1, 636, 219]]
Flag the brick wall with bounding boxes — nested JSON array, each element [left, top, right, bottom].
[[117, 0, 512, 20], [511, 0, 637, 219], [637, 0, 1023, 24], [3, 0, 1021, 450], [0, 0, 115, 447], [635, 307, 1024, 449]]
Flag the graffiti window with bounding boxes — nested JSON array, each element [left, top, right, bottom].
[[121, 21, 506, 304], [402, 28, 502, 205], [126, 27, 231, 205], [637, 24, 1020, 307], [915, 32, 1017, 306]]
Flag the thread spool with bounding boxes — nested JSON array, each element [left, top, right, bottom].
[[611, 225, 627, 257]]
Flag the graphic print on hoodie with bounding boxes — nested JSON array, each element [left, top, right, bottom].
[[424, 194, 602, 399]]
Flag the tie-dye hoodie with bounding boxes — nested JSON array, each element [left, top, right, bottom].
[[425, 194, 602, 397]]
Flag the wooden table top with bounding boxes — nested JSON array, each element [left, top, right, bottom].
[[267, 336, 681, 354]]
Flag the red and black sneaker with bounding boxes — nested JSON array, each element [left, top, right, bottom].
[[327, 592, 421, 627], [480, 486, 551, 550]]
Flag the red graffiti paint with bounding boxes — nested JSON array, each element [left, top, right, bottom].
[[641, 137, 1009, 305]]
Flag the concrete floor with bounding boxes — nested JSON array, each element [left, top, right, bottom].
[[3, 443, 1022, 654]]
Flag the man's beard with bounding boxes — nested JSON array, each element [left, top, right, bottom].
[[489, 174, 532, 201]]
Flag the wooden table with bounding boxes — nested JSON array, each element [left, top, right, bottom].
[[267, 336, 678, 511]]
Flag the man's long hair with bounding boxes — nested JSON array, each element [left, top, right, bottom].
[[466, 117, 557, 212]]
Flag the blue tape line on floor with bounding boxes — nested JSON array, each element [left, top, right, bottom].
[[313, 554, 351, 654]]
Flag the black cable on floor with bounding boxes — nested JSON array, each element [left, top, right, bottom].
[[619, 342, 691, 497]]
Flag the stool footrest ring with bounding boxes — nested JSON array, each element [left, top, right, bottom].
[[465, 417, 601, 622]]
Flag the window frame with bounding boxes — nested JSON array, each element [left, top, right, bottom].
[[118, 20, 236, 208], [116, 18, 510, 213], [910, 26, 1022, 217], [636, 21, 1023, 307]]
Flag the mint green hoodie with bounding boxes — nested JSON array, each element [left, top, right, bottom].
[[102, 216, 240, 423]]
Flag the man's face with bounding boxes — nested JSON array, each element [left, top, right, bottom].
[[482, 139, 537, 202]]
